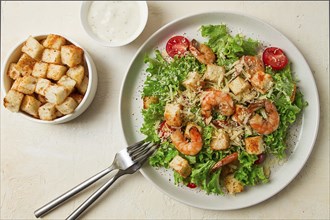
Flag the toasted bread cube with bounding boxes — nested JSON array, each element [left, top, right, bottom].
[[61, 45, 83, 67], [76, 76, 88, 94], [44, 84, 68, 104], [11, 77, 23, 91], [41, 49, 61, 64], [35, 78, 52, 96], [16, 53, 36, 76], [164, 103, 182, 127], [143, 96, 158, 109], [210, 129, 230, 150], [70, 93, 84, 104], [225, 174, 244, 194], [36, 94, 47, 104], [232, 105, 250, 125], [46, 64, 67, 81], [228, 76, 251, 95], [169, 155, 192, 178], [182, 71, 202, 91], [55, 97, 78, 115], [57, 75, 76, 95], [204, 64, 225, 83], [21, 95, 41, 118], [38, 103, 57, 121], [32, 62, 48, 78], [7, 63, 22, 80], [16, 75, 37, 95], [55, 110, 64, 118], [250, 71, 273, 94], [21, 36, 44, 60], [3, 89, 24, 112], [66, 65, 84, 85], [245, 136, 265, 155], [43, 34, 66, 50]]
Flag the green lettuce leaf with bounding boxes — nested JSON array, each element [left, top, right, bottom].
[[201, 24, 259, 70]]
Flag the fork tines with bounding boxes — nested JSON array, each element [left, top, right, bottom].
[[127, 141, 158, 162]]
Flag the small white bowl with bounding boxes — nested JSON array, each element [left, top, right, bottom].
[[80, 1, 148, 47], [1, 35, 98, 124]]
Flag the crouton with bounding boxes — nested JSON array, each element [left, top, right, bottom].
[[225, 174, 244, 194], [11, 77, 22, 91], [70, 93, 84, 104], [3, 89, 24, 112], [57, 75, 76, 95], [7, 63, 22, 80], [232, 105, 250, 125], [143, 96, 158, 109], [228, 76, 251, 95], [38, 103, 57, 121], [182, 71, 202, 91], [46, 64, 67, 81], [164, 103, 182, 127], [66, 65, 84, 85], [55, 97, 78, 115], [36, 94, 47, 104], [42, 34, 66, 50], [44, 84, 68, 104], [20, 95, 41, 118], [61, 45, 83, 67], [76, 76, 88, 94], [16, 53, 36, 76], [55, 110, 64, 118], [32, 62, 48, 78], [16, 75, 37, 95], [41, 49, 61, 64], [204, 64, 225, 83], [21, 36, 44, 60], [35, 78, 52, 96], [169, 155, 192, 178], [245, 136, 265, 155], [210, 129, 230, 150], [250, 71, 273, 94]]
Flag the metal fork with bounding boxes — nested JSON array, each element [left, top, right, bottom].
[[34, 140, 158, 219]]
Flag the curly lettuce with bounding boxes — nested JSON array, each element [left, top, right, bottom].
[[201, 24, 260, 70], [265, 65, 308, 158]]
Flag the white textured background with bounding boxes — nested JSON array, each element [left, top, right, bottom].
[[1, 1, 329, 219]]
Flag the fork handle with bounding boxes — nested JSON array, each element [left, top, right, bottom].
[[34, 165, 115, 218], [66, 172, 123, 220]]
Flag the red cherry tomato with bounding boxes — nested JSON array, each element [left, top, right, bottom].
[[187, 183, 197, 188], [166, 36, 190, 58], [262, 47, 288, 70]]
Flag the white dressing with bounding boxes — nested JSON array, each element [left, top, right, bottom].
[[87, 1, 141, 44]]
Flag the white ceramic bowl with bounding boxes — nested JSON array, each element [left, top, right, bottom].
[[80, 1, 148, 47], [1, 35, 98, 124]]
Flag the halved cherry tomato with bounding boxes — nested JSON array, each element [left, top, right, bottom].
[[187, 183, 197, 188], [262, 47, 288, 70], [166, 36, 190, 58]]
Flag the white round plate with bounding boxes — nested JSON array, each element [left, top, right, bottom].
[[119, 12, 319, 210]]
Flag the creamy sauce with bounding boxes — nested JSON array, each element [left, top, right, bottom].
[[87, 1, 141, 44]]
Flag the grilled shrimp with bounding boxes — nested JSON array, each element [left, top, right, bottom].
[[201, 90, 235, 118], [171, 125, 203, 156], [248, 100, 280, 135], [189, 39, 216, 64]]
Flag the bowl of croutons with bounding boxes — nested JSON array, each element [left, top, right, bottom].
[[1, 34, 98, 124]]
